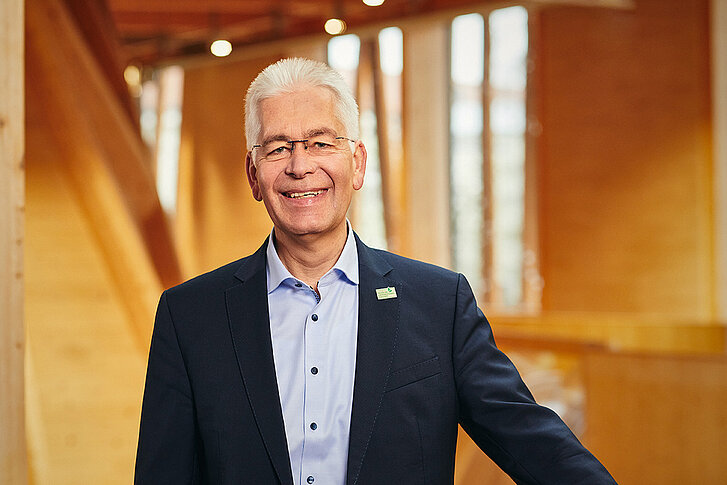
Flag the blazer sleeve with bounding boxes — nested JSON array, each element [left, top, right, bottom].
[[135, 291, 200, 484], [451, 274, 617, 484]]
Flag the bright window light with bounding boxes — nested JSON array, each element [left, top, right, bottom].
[[328, 34, 361, 88], [450, 13, 485, 297], [379, 27, 403, 76], [489, 6, 530, 309], [155, 66, 185, 214]]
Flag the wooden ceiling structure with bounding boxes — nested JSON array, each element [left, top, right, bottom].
[[102, 0, 630, 66], [107, 0, 508, 65]]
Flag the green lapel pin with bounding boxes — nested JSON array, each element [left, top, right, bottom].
[[375, 286, 397, 300]]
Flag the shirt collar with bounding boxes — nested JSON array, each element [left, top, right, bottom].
[[266, 222, 359, 294]]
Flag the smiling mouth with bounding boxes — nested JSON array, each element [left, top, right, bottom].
[[284, 189, 327, 199]]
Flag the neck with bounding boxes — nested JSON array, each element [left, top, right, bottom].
[[272, 224, 349, 290]]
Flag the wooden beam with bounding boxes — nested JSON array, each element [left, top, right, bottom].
[[522, 12, 542, 312], [25, 0, 176, 348], [26, 0, 182, 291], [354, 38, 390, 247], [713, 0, 727, 323], [481, 18, 494, 305], [401, 20, 451, 266], [113, 11, 259, 29], [0, 0, 28, 482], [108, 0, 277, 14], [63, 0, 139, 130], [368, 37, 400, 251], [109, 0, 331, 17]]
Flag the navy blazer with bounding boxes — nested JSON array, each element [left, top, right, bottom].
[[135, 235, 616, 484]]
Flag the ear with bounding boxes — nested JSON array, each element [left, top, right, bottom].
[[245, 152, 263, 201], [352, 141, 367, 191]]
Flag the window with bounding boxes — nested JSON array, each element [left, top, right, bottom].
[[450, 7, 539, 312]]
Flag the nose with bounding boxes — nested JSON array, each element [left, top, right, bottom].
[[285, 140, 316, 178]]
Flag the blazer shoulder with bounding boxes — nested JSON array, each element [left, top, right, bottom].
[[366, 246, 460, 284]]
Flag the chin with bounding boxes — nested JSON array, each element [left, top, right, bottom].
[[276, 217, 343, 238]]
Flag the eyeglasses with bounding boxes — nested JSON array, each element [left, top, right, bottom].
[[252, 134, 355, 163]]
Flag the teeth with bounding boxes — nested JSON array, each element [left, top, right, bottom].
[[286, 190, 325, 199]]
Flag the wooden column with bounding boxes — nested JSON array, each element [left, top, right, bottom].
[[713, 0, 727, 322], [401, 20, 452, 267], [0, 0, 28, 482]]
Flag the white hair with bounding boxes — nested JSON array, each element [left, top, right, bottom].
[[244, 57, 360, 150]]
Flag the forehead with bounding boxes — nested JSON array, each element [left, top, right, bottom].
[[259, 86, 344, 138]]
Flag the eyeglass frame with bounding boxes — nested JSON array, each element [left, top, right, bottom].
[[251, 136, 356, 162]]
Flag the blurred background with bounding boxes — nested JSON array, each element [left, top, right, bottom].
[[2, 0, 726, 483]]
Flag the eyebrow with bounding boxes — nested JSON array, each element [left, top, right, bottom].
[[260, 127, 338, 146]]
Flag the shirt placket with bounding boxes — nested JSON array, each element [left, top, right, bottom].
[[301, 285, 327, 484]]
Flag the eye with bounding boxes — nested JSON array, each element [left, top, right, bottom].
[[266, 145, 290, 157], [308, 137, 337, 151]]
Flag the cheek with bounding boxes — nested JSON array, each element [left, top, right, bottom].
[[257, 167, 281, 192]]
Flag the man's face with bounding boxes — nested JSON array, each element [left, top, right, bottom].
[[246, 85, 366, 242]]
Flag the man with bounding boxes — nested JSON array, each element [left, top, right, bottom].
[[135, 57, 616, 484]]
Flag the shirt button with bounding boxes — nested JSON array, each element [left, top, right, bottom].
[[311, 314, 318, 322], [306, 476, 315, 484], [310, 422, 317, 430], [311, 367, 318, 375]]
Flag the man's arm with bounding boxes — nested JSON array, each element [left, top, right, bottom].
[[135, 291, 200, 484], [452, 274, 617, 484]]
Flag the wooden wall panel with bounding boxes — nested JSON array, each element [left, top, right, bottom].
[[537, 0, 713, 319], [177, 56, 280, 277], [585, 351, 727, 484], [1, 0, 27, 482]]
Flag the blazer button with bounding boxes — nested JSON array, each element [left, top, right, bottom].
[[307, 476, 315, 484], [311, 314, 318, 321]]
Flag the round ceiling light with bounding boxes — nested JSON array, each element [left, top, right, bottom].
[[324, 18, 347, 35], [210, 39, 232, 57]]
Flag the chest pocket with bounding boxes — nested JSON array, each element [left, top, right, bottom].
[[385, 356, 441, 392]]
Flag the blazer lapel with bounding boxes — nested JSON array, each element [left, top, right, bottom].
[[226, 241, 293, 485], [346, 236, 401, 485]]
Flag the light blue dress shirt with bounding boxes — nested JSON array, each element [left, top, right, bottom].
[[266, 225, 359, 485]]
